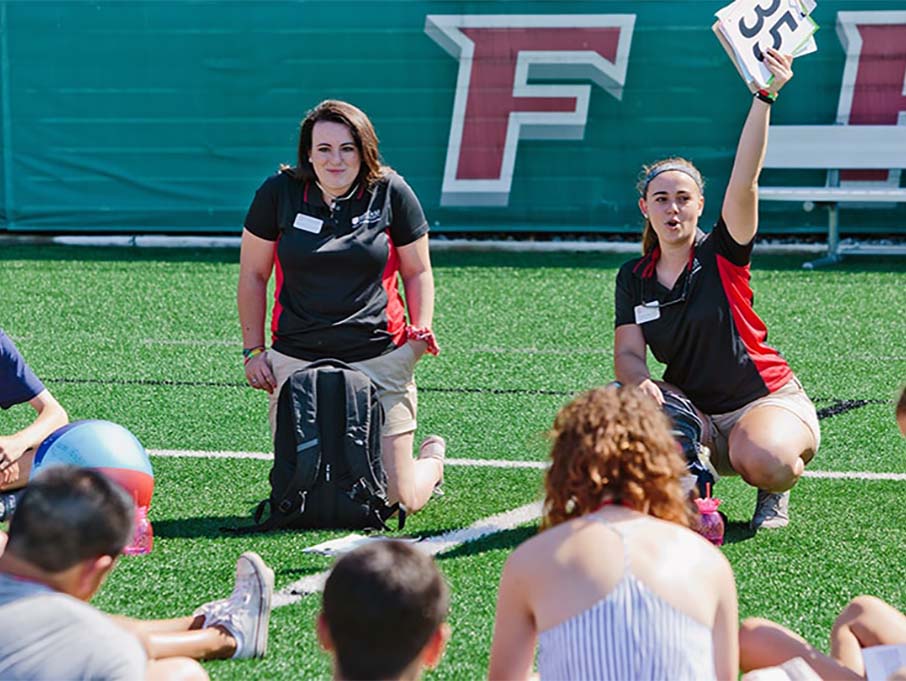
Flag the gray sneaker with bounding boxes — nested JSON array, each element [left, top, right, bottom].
[[194, 552, 274, 658], [751, 489, 790, 530]]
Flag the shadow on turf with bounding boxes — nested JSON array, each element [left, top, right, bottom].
[[436, 525, 538, 561], [154, 515, 257, 539], [723, 521, 756, 544]]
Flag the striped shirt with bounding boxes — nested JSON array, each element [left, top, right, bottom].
[[536, 527, 715, 681]]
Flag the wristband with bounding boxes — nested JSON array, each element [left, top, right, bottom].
[[754, 89, 777, 105], [242, 346, 265, 364], [405, 326, 440, 356]]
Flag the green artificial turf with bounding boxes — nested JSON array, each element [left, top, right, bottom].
[[1, 243, 905, 679]]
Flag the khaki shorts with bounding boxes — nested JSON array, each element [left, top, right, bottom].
[[706, 377, 821, 476], [267, 345, 419, 438]]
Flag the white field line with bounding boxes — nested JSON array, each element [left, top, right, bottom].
[[147, 448, 905, 608], [150, 448, 272, 461], [802, 470, 906, 481], [272, 501, 542, 607], [148, 449, 906, 479]]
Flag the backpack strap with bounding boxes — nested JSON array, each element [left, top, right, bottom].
[[339, 366, 405, 531], [267, 367, 323, 522], [227, 366, 324, 534]]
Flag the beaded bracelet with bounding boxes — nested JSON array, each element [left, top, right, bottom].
[[242, 346, 265, 365], [754, 89, 777, 105]]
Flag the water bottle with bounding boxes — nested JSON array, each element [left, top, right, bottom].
[[123, 505, 154, 555], [694, 496, 725, 546]]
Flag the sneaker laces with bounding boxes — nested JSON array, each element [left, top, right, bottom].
[[194, 570, 260, 640]]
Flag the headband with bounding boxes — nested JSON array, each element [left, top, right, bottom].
[[642, 164, 703, 195]]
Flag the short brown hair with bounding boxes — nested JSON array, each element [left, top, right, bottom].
[[7, 466, 134, 572], [293, 99, 387, 189], [322, 540, 449, 680], [543, 386, 694, 529]]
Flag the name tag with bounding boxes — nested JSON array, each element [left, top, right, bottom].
[[634, 304, 660, 325], [293, 213, 323, 234]]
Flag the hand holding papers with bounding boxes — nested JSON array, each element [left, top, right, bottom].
[[713, 0, 818, 91]]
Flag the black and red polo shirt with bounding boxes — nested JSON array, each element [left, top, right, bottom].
[[244, 170, 429, 363], [614, 216, 792, 414]]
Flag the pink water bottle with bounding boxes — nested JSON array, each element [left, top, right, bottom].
[[123, 505, 154, 555], [695, 496, 725, 546]]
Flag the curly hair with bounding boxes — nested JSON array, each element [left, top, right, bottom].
[[636, 157, 705, 255], [542, 386, 694, 529]]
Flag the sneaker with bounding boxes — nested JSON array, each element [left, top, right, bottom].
[[418, 435, 446, 496], [751, 489, 790, 530], [194, 552, 274, 659], [0, 491, 23, 523]]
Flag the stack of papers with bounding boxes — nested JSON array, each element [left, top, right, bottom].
[[713, 0, 819, 91]]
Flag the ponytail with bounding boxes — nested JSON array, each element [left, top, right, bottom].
[[641, 217, 658, 255]]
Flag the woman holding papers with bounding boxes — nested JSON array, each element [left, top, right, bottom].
[[612, 48, 819, 530]]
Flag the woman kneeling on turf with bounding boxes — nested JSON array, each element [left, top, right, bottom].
[[238, 100, 444, 513], [612, 49, 819, 529], [488, 386, 738, 681]]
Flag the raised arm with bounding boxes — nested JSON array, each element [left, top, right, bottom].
[[722, 48, 794, 245]]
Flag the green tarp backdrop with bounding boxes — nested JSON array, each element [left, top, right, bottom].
[[0, 1, 904, 235]]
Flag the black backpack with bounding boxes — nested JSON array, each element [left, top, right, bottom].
[[661, 387, 716, 498], [240, 359, 403, 533]]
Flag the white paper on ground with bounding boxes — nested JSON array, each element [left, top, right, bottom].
[[863, 644, 906, 681]]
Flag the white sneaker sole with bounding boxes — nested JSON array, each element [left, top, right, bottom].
[[239, 551, 274, 659]]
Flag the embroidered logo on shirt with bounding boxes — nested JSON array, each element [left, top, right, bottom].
[[351, 209, 382, 227]]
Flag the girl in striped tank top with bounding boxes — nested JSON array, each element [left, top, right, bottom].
[[488, 386, 739, 681]]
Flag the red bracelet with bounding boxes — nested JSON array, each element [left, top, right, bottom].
[[754, 88, 777, 105], [405, 326, 440, 356]]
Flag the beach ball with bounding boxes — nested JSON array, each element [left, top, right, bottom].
[[32, 420, 154, 507]]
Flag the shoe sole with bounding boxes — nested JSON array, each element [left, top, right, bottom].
[[751, 518, 789, 530], [239, 551, 275, 658]]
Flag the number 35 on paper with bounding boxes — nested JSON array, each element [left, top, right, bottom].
[[714, 0, 819, 90]]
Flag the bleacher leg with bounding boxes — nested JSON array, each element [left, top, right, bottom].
[[803, 203, 842, 269]]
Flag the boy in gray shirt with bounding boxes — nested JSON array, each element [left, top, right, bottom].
[[0, 466, 273, 680]]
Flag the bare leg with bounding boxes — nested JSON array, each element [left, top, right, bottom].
[[112, 615, 200, 635], [728, 406, 815, 492], [382, 432, 443, 513], [146, 627, 237, 660], [113, 615, 237, 660], [831, 596, 906, 677], [739, 617, 860, 680]]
